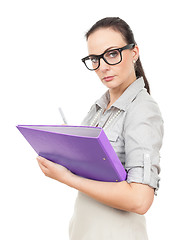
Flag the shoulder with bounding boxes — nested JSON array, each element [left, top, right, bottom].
[[123, 89, 164, 135], [126, 89, 163, 119]]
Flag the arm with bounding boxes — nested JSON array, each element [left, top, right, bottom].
[[37, 156, 154, 215]]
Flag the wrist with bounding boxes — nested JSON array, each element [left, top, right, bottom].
[[65, 171, 83, 189], [62, 169, 76, 186]]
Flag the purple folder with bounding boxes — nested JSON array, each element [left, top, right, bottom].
[[17, 125, 127, 182]]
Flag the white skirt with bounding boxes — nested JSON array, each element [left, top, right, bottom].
[[69, 192, 148, 240]]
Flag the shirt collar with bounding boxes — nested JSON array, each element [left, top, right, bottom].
[[95, 77, 145, 111], [95, 90, 110, 110]]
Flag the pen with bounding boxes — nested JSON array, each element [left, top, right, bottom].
[[58, 107, 68, 124]]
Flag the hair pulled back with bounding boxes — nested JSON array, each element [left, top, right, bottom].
[[86, 17, 150, 94]]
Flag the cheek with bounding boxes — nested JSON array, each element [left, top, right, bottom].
[[122, 52, 132, 66], [116, 53, 133, 74], [95, 69, 102, 79]]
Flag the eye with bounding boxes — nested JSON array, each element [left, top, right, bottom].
[[106, 50, 119, 58], [90, 56, 99, 63]]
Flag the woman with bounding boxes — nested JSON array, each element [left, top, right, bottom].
[[37, 17, 164, 239]]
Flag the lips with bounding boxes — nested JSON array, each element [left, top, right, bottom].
[[103, 76, 114, 82]]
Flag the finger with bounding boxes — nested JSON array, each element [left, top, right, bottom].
[[37, 160, 49, 176], [36, 156, 50, 168], [37, 156, 59, 170]]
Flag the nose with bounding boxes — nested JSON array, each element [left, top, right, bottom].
[[99, 58, 110, 72]]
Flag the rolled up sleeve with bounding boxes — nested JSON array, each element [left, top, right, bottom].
[[123, 98, 164, 194]]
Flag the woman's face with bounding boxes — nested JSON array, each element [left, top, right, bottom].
[[87, 28, 139, 92]]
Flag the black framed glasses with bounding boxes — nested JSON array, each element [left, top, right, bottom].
[[81, 43, 135, 71]]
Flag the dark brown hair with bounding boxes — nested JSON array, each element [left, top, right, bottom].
[[85, 17, 150, 94]]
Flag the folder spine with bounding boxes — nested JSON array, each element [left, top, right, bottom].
[[97, 130, 127, 182]]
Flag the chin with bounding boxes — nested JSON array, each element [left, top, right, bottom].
[[103, 81, 123, 90]]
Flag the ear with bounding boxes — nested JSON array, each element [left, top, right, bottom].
[[132, 45, 139, 62]]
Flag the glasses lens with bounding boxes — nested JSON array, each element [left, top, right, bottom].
[[84, 56, 99, 70], [104, 49, 121, 65]]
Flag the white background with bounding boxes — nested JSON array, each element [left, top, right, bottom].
[[0, 0, 179, 239]]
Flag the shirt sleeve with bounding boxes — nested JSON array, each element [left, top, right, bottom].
[[123, 98, 164, 194]]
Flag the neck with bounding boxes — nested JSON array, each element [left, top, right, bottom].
[[107, 75, 136, 110]]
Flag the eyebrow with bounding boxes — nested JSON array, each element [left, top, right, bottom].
[[104, 46, 119, 52]]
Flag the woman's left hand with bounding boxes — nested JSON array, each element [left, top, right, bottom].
[[36, 156, 73, 184]]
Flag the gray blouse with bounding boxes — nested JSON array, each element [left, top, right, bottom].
[[81, 77, 164, 193], [69, 77, 164, 240]]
